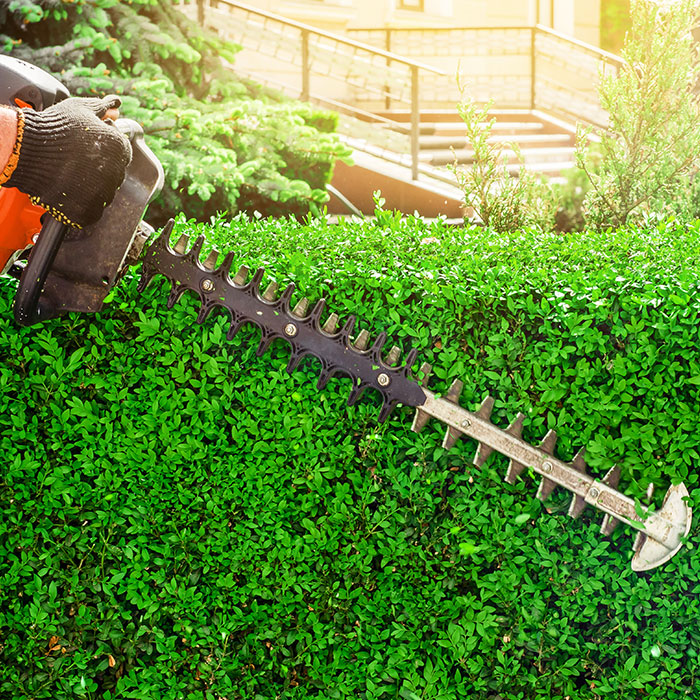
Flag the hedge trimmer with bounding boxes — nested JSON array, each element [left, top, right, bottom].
[[0, 56, 691, 572]]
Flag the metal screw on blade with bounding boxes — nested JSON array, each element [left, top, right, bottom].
[[542, 461, 553, 473], [284, 323, 298, 337], [461, 419, 470, 428], [589, 487, 600, 499], [201, 279, 214, 293], [377, 373, 390, 386]]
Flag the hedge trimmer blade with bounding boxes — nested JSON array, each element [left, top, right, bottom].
[[137, 220, 692, 572]]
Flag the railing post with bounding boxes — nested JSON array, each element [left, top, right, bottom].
[[385, 28, 391, 111], [197, 0, 205, 25], [301, 29, 310, 101], [530, 27, 536, 110], [410, 65, 419, 181]]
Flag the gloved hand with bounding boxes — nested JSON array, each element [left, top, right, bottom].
[[1, 96, 132, 229]]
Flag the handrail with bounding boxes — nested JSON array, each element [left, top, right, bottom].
[[185, 1, 622, 176], [349, 24, 624, 68], [189, 0, 451, 179], [348, 23, 623, 128], [212, 0, 447, 75], [534, 24, 625, 66]]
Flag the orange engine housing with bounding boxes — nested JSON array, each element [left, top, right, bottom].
[[0, 187, 45, 270]]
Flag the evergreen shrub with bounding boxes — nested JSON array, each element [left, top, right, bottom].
[[1, 214, 700, 699], [0, 0, 351, 223]]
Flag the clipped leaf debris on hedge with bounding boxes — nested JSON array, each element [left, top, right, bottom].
[[1, 214, 700, 699]]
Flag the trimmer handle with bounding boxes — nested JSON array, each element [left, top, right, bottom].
[[12, 216, 69, 326]]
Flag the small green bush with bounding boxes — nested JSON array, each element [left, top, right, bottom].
[[450, 97, 556, 232], [1, 214, 700, 699], [578, 0, 700, 228]]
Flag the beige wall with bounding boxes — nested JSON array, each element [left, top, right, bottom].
[[251, 0, 602, 47]]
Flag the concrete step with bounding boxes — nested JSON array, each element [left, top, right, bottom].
[[424, 145, 576, 167], [419, 121, 548, 137], [419, 132, 574, 150], [376, 108, 545, 123]]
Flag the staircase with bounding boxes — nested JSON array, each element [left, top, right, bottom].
[[377, 109, 577, 179], [176, 1, 616, 215]]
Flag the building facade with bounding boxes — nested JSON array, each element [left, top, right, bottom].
[[246, 0, 602, 47]]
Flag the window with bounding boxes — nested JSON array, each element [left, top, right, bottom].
[[399, 0, 424, 10]]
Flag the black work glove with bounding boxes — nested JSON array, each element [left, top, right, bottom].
[[3, 96, 132, 229]]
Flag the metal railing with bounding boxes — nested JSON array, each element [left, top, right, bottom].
[[349, 25, 624, 129], [176, 0, 450, 180]]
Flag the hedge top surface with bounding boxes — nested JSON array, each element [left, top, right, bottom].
[[1, 213, 699, 700]]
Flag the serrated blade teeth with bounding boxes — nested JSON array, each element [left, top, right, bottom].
[[567, 447, 588, 518], [411, 360, 433, 431], [286, 352, 302, 374], [370, 331, 387, 354], [195, 304, 211, 325], [476, 395, 494, 419], [442, 379, 465, 449], [310, 298, 326, 323], [226, 319, 245, 341], [341, 315, 356, 337], [600, 514, 620, 536], [233, 265, 249, 286], [539, 429, 558, 455], [417, 362, 432, 386], [173, 234, 189, 255], [262, 281, 278, 301], [633, 531, 647, 554], [316, 369, 332, 390], [378, 400, 397, 424], [292, 297, 309, 318], [473, 394, 495, 464], [411, 408, 431, 433], [503, 412, 527, 483], [473, 443, 494, 468], [505, 459, 527, 484], [404, 347, 418, 370], [203, 249, 219, 271], [447, 379, 464, 402], [250, 268, 265, 291], [136, 272, 152, 293], [157, 218, 175, 242], [353, 329, 370, 351], [506, 412, 525, 437], [442, 428, 461, 449], [219, 251, 235, 276], [256, 336, 273, 357], [602, 465, 621, 488], [166, 282, 183, 310], [597, 465, 622, 534], [570, 447, 586, 470], [279, 283, 295, 306], [386, 345, 401, 366], [535, 431, 559, 500], [189, 235, 205, 259], [322, 313, 339, 334], [536, 477, 558, 502], [347, 381, 366, 407]]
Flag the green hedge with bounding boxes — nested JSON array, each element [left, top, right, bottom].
[[1, 214, 700, 699]]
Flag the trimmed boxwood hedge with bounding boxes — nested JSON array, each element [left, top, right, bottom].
[[1, 213, 699, 699]]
